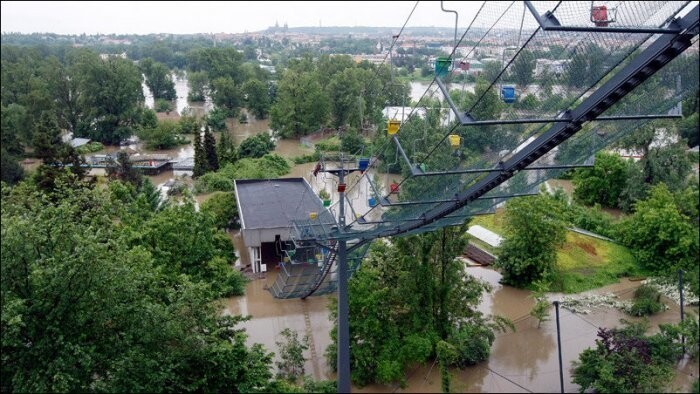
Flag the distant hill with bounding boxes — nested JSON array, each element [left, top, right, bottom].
[[263, 26, 458, 36]]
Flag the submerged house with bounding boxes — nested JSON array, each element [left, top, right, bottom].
[[234, 178, 326, 273]]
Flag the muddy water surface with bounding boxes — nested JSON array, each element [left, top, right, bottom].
[[222, 273, 334, 381], [355, 267, 697, 393]]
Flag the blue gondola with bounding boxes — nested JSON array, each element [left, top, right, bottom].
[[358, 158, 370, 171], [501, 85, 516, 104]]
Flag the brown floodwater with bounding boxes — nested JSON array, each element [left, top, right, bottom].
[[221, 272, 334, 381], [357, 268, 698, 393]]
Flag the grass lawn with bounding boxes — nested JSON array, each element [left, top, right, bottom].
[[468, 212, 643, 293], [552, 232, 643, 293], [469, 208, 506, 234]]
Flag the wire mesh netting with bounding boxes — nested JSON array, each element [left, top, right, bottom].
[[272, 1, 698, 298]]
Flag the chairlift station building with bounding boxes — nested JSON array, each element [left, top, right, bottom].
[[234, 178, 325, 273]]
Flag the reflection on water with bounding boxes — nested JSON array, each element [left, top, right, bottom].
[[222, 273, 333, 381], [143, 71, 213, 117]]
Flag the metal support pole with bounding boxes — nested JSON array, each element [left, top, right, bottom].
[[679, 269, 685, 354], [337, 163, 351, 393], [553, 301, 564, 394]]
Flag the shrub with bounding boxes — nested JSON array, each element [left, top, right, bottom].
[[292, 151, 320, 164], [201, 191, 238, 229], [195, 172, 233, 193], [206, 107, 229, 131], [239, 133, 275, 159], [449, 323, 496, 367], [572, 320, 683, 393], [315, 136, 341, 152], [155, 98, 173, 113], [628, 285, 665, 316], [76, 141, 104, 154], [207, 256, 246, 297]]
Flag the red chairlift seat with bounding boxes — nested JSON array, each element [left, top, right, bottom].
[[591, 3, 616, 27]]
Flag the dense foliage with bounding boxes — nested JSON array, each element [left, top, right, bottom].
[[618, 184, 699, 292], [0, 178, 265, 392], [572, 320, 691, 393], [496, 194, 567, 287], [239, 133, 276, 159], [326, 228, 512, 387]]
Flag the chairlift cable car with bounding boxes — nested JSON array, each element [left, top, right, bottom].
[[591, 2, 617, 27], [500, 4, 527, 104]]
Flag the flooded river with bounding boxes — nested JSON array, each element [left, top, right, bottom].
[[224, 265, 697, 392]]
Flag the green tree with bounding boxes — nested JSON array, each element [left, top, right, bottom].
[[75, 54, 144, 145], [106, 151, 142, 187], [327, 228, 510, 387], [529, 280, 551, 328], [211, 77, 242, 115], [436, 341, 457, 393], [270, 69, 330, 138], [0, 149, 24, 184], [566, 43, 606, 88], [0, 180, 268, 393], [275, 328, 309, 382], [31, 111, 63, 161], [679, 112, 699, 147], [140, 58, 176, 101], [138, 177, 162, 212], [30, 111, 86, 189], [340, 129, 365, 154], [193, 130, 207, 177], [203, 125, 219, 171], [177, 113, 199, 134], [243, 79, 270, 119], [328, 68, 363, 128], [187, 70, 209, 102], [496, 194, 567, 287], [187, 47, 244, 82], [138, 119, 183, 149], [511, 50, 535, 88], [572, 320, 683, 393], [206, 107, 229, 132], [618, 184, 698, 275], [628, 285, 665, 317], [619, 161, 649, 212], [217, 129, 238, 166], [1, 104, 31, 156], [239, 133, 275, 159], [201, 191, 238, 229], [573, 151, 630, 208], [644, 143, 692, 191], [154, 98, 173, 113]]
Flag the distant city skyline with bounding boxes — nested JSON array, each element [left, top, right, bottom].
[[1, 1, 484, 35]]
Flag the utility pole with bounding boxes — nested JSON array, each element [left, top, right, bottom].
[[337, 156, 350, 393], [553, 300, 564, 394]]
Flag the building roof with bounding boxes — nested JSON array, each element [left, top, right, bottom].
[[234, 178, 324, 230], [69, 138, 91, 148]]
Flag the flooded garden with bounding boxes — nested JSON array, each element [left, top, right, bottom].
[[29, 73, 696, 393], [222, 265, 697, 392]]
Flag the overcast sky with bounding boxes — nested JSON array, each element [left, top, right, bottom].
[[1, 1, 486, 35]]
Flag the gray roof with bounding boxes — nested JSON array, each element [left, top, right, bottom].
[[235, 178, 325, 230], [70, 138, 91, 148], [172, 157, 194, 170]]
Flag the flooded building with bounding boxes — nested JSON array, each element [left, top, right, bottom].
[[234, 178, 326, 273]]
